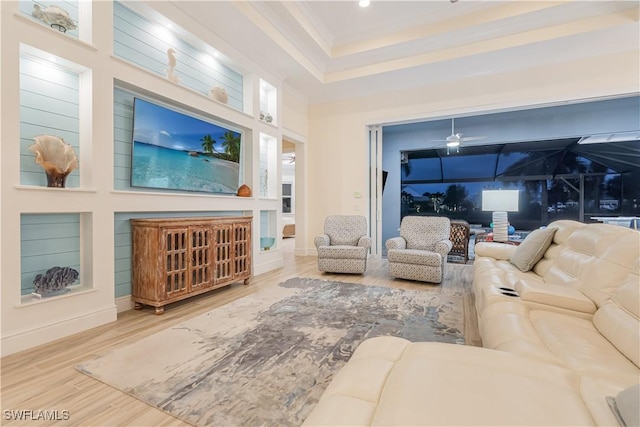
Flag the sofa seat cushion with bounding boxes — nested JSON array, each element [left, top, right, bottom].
[[480, 301, 640, 383], [317, 245, 367, 260], [387, 248, 441, 266], [303, 336, 619, 426]]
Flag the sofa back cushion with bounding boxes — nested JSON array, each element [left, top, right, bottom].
[[533, 220, 586, 276], [400, 216, 450, 250], [593, 261, 640, 369], [325, 215, 367, 246], [537, 222, 640, 308], [509, 227, 557, 272]]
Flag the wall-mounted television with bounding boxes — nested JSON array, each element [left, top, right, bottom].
[[131, 97, 242, 194]]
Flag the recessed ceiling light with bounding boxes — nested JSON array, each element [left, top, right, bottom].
[[359, 0, 370, 7]]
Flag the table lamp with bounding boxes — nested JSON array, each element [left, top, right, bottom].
[[482, 190, 519, 242]]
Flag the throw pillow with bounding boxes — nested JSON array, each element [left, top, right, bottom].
[[607, 384, 640, 427], [509, 227, 557, 272]]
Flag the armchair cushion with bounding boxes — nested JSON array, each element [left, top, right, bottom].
[[387, 249, 441, 266], [401, 216, 451, 250], [318, 245, 367, 260], [325, 215, 368, 246]]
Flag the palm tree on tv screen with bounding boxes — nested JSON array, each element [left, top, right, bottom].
[[220, 131, 241, 163], [200, 134, 216, 155]]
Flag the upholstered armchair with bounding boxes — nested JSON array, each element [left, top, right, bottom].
[[386, 216, 452, 283], [315, 215, 371, 274]]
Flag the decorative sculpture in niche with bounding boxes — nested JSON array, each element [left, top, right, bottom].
[[165, 48, 182, 83], [32, 4, 78, 33], [28, 135, 78, 188], [209, 86, 228, 104], [33, 266, 79, 297]]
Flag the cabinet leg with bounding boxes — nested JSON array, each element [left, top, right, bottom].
[[134, 302, 144, 310], [244, 278, 250, 286], [154, 306, 165, 315]]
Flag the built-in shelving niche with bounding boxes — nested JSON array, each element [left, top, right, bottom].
[[113, 1, 244, 113], [19, 45, 90, 188], [259, 79, 277, 126], [259, 133, 278, 199], [260, 210, 278, 252], [20, 213, 93, 304], [18, 0, 82, 40]]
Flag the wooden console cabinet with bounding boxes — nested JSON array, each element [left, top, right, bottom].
[[131, 216, 252, 314]]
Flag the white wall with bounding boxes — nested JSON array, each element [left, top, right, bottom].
[[305, 49, 640, 255], [0, 1, 296, 356]]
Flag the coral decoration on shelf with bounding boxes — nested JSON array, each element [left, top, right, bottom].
[[28, 135, 78, 188], [32, 266, 79, 297]]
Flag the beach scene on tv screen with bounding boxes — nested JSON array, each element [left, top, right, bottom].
[[131, 98, 241, 194]]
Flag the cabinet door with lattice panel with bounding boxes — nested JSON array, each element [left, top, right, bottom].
[[213, 224, 234, 284], [190, 226, 214, 292], [234, 221, 251, 281], [161, 227, 190, 300]]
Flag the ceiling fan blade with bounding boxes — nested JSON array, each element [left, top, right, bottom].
[[460, 136, 487, 142]]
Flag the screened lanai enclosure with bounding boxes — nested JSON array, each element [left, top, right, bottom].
[[380, 96, 640, 250], [399, 137, 640, 230]]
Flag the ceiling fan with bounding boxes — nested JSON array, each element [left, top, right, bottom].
[[432, 118, 487, 154]]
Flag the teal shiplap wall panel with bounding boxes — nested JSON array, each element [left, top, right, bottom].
[[114, 211, 244, 299], [19, 1, 80, 39], [113, 88, 134, 190], [20, 55, 80, 187], [21, 214, 81, 295], [113, 2, 243, 111]]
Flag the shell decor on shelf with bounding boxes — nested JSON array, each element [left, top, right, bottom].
[[237, 184, 252, 197], [32, 266, 79, 297], [32, 4, 77, 33], [209, 86, 228, 104], [28, 135, 78, 188], [165, 48, 182, 83]]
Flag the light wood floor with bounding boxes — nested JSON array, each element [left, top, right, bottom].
[[0, 248, 479, 427]]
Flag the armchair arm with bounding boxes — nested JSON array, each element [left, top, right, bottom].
[[358, 236, 372, 249], [474, 242, 517, 261], [434, 239, 453, 257], [314, 234, 330, 249], [514, 279, 597, 314], [386, 237, 406, 250]]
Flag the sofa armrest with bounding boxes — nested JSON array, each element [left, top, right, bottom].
[[434, 239, 453, 256], [514, 279, 597, 314], [358, 236, 372, 249], [314, 234, 329, 249], [386, 237, 406, 250], [474, 242, 517, 260]]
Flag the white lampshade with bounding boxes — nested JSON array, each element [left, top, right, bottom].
[[482, 190, 519, 212]]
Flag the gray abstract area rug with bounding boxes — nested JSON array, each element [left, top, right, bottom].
[[76, 278, 464, 426]]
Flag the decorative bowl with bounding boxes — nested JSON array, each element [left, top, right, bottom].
[[260, 237, 275, 250]]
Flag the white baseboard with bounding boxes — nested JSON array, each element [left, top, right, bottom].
[[254, 258, 285, 276], [1, 305, 117, 357], [294, 247, 316, 257], [116, 295, 135, 313]]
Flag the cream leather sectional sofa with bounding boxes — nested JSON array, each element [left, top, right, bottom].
[[303, 220, 639, 426]]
